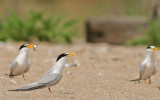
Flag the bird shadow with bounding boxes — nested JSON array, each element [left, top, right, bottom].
[[59, 91, 73, 94], [4, 74, 9, 76]]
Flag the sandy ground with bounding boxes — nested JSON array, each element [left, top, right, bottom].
[[1, 42, 160, 100]]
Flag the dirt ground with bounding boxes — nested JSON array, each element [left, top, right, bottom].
[[1, 42, 160, 100]]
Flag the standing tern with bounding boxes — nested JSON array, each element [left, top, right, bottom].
[[8, 52, 78, 93], [9, 44, 36, 80], [130, 45, 158, 84]]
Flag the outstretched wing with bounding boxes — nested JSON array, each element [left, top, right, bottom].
[[8, 73, 62, 91], [9, 59, 18, 77]]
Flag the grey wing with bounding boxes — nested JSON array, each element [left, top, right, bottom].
[[153, 62, 158, 75], [24, 60, 31, 73], [8, 82, 43, 91], [37, 73, 62, 85], [8, 73, 62, 91], [9, 59, 18, 76], [139, 62, 146, 79]]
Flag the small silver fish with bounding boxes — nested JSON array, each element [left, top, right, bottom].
[[33, 44, 37, 51]]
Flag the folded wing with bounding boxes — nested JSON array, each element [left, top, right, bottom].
[[8, 73, 62, 91]]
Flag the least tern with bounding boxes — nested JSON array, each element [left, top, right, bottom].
[[130, 45, 158, 84], [8, 52, 78, 93], [9, 44, 36, 80]]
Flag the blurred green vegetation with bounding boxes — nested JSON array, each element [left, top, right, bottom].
[[0, 10, 77, 43], [124, 0, 146, 16], [125, 19, 160, 46], [0, 0, 152, 44], [0, 0, 150, 39]]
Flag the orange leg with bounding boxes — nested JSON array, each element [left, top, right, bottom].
[[149, 78, 151, 84], [48, 87, 53, 93], [23, 74, 25, 80], [144, 79, 147, 84], [157, 86, 160, 90]]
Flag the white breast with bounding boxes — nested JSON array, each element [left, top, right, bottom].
[[12, 50, 30, 75], [141, 60, 156, 79]]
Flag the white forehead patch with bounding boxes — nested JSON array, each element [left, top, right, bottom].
[[24, 44, 28, 46], [150, 46, 155, 49]]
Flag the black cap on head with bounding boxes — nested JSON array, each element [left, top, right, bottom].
[[147, 45, 151, 49], [56, 53, 68, 62], [19, 44, 28, 51]]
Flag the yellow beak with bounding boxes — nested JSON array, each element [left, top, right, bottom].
[[67, 49, 84, 57], [27, 44, 35, 48], [152, 47, 158, 51], [67, 52, 78, 57]]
